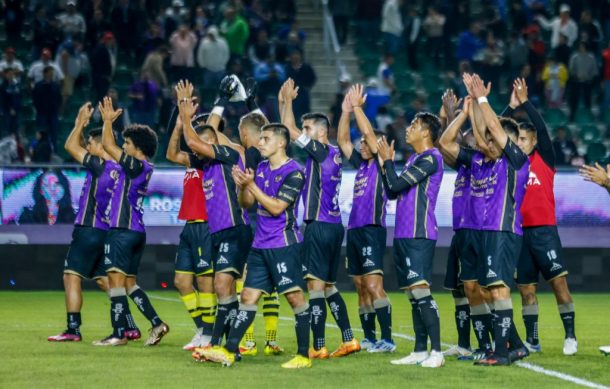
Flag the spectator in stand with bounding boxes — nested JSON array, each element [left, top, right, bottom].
[[245, 0, 272, 40], [0, 133, 22, 164], [330, 0, 350, 45], [197, 26, 230, 93], [475, 31, 504, 89], [423, 6, 446, 68], [277, 21, 306, 50], [568, 42, 598, 120], [381, 0, 403, 55], [93, 88, 130, 135], [249, 29, 275, 68], [355, 0, 383, 44], [258, 65, 284, 121], [0, 47, 24, 77], [553, 126, 579, 166], [525, 24, 546, 77], [0, 67, 22, 136], [164, 0, 189, 39], [269, 0, 296, 26], [404, 5, 421, 70], [32, 6, 61, 62], [254, 57, 286, 83], [456, 20, 484, 62], [90, 32, 116, 103], [111, 0, 140, 59], [28, 48, 64, 85], [507, 31, 528, 81], [363, 78, 391, 126], [602, 41, 610, 109], [32, 67, 61, 151], [56, 38, 84, 116], [169, 24, 197, 82], [30, 131, 53, 163], [3, 0, 24, 42], [220, 7, 250, 59], [536, 4, 578, 49], [86, 8, 111, 51], [578, 9, 603, 53], [57, 0, 86, 40], [193, 6, 211, 38], [376, 54, 395, 96], [541, 55, 569, 109], [285, 50, 316, 120], [128, 70, 160, 128], [140, 22, 165, 59], [554, 33, 572, 66], [141, 45, 169, 90]]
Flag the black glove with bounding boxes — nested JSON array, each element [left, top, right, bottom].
[[215, 75, 239, 107], [245, 77, 259, 111]]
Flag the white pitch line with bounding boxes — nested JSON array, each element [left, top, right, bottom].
[[149, 294, 609, 389]]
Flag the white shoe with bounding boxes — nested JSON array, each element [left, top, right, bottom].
[[421, 351, 445, 368], [524, 341, 542, 353], [443, 345, 472, 357], [183, 329, 210, 351], [360, 339, 375, 351], [599, 345, 610, 355], [563, 338, 578, 356], [390, 351, 429, 365]]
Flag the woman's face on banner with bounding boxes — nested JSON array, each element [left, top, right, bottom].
[[40, 173, 65, 202]]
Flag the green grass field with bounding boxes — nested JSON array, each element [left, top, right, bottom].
[[2, 291, 610, 388]]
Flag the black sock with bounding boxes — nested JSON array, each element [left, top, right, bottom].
[[416, 293, 441, 352], [67, 312, 81, 335], [128, 286, 162, 327], [522, 304, 539, 345], [124, 303, 137, 331], [359, 305, 377, 342], [373, 298, 392, 341], [110, 292, 128, 339], [310, 292, 327, 350], [493, 305, 513, 358], [225, 304, 258, 353], [211, 296, 238, 346], [471, 304, 493, 352], [559, 303, 576, 339], [509, 321, 525, 350], [326, 289, 354, 342], [455, 303, 471, 349], [295, 304, 311, 357], [409, 297, 428, 352]]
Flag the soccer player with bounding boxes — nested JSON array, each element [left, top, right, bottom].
[[176, 81, 252, 351], [166, 112, 216, 350], [460, 74, 529, 365], [49, 103, 139, 342], [338, 85, 393, 351], [374, 109, 445, 368], [93, 97, 169, 346], [280, 78, 359, 358], [504, 78, 577, 355], [197, 123, 311, 369]]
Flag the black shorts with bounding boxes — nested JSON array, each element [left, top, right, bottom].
[[175, 221, 213, 276], [457, 229, 482, 283], [393, 238, 436, 289], [64, 226, 107, 279], [443, 230, 466, 290], [346, 226, 386, 276], [211, 224, 253, 277], [516, 226, 568, 285], [479, 231, 522, 288], [302, 221, 345, 284], [244, 244, 305, 295], [105, 228, 146, 277]]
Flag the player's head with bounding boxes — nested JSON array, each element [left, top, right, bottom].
[[86, 128, 104, 157], [259, 123, 290, 158], [517, 121, 537, 155], [196, 124, 218, 144], [122, 124, 158, 160], [406, 112, 441, 146], [500, 117, 519, 142], [301, 112, 330, 141], [192, 113, 225, 133], [238, 112, 266, 147], [360, 133, 384, 161]]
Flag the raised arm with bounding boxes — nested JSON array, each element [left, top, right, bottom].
[[279, 78, 303, 141], [465, 74, 507, 148], [440, 89, 461, 131], [439, 96, 471, 166], [349, 84, 379, 154], [579, 163, 610, 194], [165, 113, 191, 166], [337, 90, 354, 159], [377, 138, 438, 194], [65, 102, 94, 163], [99, 96, 124, 161], [176, 81, 216, 159], [208, 75, 245, 153]]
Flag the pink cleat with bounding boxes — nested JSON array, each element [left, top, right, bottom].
[[48, 332, 82, 342], [125, 329, 142, 341]]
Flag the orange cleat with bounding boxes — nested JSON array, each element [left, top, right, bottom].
[[330, 339, 361, 358], [308, 346, 330, 359]]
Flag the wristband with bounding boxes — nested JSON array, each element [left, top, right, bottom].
[[477, 96, 488, 104], [211, 106, 225, 117]]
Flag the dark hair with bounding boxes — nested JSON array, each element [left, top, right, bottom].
[[240, 112, 266, 133], [194, 124, 217, 138], [519, 122, 536, 134], [301, 112, 330, 131], [88, 127, 103, 139], [261, 123, 290, 147], [499, 117, 519, 138], [25, 169, 75, 224], [122, 124, 158, 158], [414, 112, 441, 142], [193, 113, 225, 133]]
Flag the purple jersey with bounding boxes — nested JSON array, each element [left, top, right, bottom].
[[452, 164, 473, 230], [295, 135, 342, 224], [202, 145, 249, 234], [75, 154, 120, 230], [252, 159, 305, 249], [383, 148, 444, 240], [457, 140, 529, 235], [347, 151, 388, 229], [107, 153, 153, 232]]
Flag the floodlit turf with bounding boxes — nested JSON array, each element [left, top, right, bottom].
[[2, 291, 610, 388]]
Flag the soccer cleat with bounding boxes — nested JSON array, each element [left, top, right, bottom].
[[281, 355, 312, 369], [264, 342, 284, 356], [508, 346, 530, 363], [144, 322, 170, 346], [563, 338, 578, 356], [368, 339, 397, 353], [92, 335, 128, 346], [390, 351, 428, 365], [239, 341, 258, 356], [471, 348, 492, 362], [309, 346, 330, 359], [474, 354, 510, 366], [48, 331, 82, 342], [330, 339, 361, 358], [125, 328, 142, 341], [523, 341, 541, 353], [191, 345, 212, 362], [599, 346, 610, 356], [421, 351, 445, 368], [360, 338, 376, 351], [183, 329, 208, 351], [198, 345, 235, 367], [443, 345, 472, 358]]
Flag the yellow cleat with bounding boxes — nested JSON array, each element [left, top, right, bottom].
[[239, 341, 258, 356], [281, 355, 312, 369], [199, 345, 235, 367], [264, 342, 284, 356], [330, 338, 361, 358], [308, 346, 330, 359]]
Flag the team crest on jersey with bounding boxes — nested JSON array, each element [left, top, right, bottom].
[[333, 153, 342, 165], [257, 171, 265, 178], [295, 171, 303, 180], [475, 159, 483, 166], [275, 175, 282, 182]]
